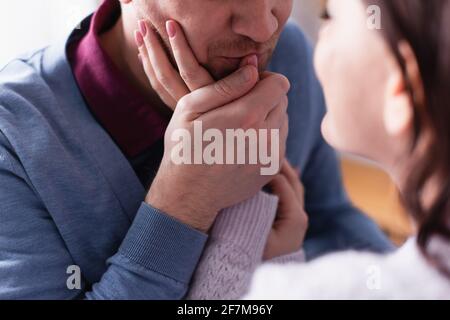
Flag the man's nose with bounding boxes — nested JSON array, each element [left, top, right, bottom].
[[231, 0, 279, 43]]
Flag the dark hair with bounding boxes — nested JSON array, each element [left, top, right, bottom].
[[363, 0, 450, 272]]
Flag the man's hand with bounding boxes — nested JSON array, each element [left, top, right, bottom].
[[135, 20, 290, 232], [263, 160, 309, 260]]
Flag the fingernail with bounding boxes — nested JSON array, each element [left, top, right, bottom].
[[134, 30, 144, 47], [138, 20, 147, 37], [247, 55, 258, 68], [166, 20, 176, 38], [238, 66, 252, 84]]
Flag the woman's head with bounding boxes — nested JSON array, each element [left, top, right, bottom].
[[315, 0, 450, 266], [315, 0, 417, 169]]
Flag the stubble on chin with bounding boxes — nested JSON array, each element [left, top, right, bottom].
[[132, 1, 278, 80]]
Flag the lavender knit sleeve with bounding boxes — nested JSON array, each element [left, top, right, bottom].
[[186, 191, 279, 300], [268, 250, 306, 264]]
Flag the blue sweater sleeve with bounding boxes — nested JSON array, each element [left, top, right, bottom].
[[86, 203, 208, 299], [0, 133, 207, 300]]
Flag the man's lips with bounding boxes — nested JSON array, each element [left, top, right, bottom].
[[219, 51, 269, 65], [222, 51, 268, 59]]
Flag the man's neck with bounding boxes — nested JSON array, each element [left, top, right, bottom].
[[99, 13, 170, 114]]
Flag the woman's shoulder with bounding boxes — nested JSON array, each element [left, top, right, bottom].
[[245, 238, 450, 299], [246, 249, 386, 299]]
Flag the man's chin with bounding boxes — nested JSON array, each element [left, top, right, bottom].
[[205, 55, 272, 81]]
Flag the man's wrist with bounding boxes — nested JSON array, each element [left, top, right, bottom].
[[145, 178, 218, 233], [116, 202, 209, 284]]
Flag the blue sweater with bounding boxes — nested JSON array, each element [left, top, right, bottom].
[[0, 15, 391, 299]]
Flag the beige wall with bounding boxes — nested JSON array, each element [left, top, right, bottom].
[[0, 0, 321, 66], [0, 0, 98, 66], [292, 0, 322, 42]]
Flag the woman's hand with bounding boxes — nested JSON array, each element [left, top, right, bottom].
[[263, 160, 309, 260], [134, 19, 257, 109]]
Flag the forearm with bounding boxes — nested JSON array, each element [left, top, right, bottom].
[[187, 192, 278, 300], [0, 197, 207, 299], [85, 203, 208, 300]]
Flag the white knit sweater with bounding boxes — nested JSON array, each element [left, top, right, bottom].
[[245, 237, 450, 299], [188, 191, 450, 300]]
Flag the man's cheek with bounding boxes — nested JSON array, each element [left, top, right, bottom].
[[179, 27, 211, 64]]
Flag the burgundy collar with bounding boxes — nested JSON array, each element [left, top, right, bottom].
[[68, 0, 169, 158]]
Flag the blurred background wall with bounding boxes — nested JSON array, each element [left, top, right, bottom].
[[0, 0, 321, 65], [0, 0, 98, 66], [0, 0, 412, 244], [293, 0, 322, 42]]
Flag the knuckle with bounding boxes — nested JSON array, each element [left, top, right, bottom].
[[180, 68, 198, 83], [278, 75, 291, 92], [303, 214, 309, 226], [214, 79, 234, 98], [152, 82, 164, 94], [176, 95, 190, 112], [296, 212, 309, 229], [268, 74, 290, 93], [155, 71, 171, 87]]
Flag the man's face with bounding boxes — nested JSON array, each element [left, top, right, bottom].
[[131, 0, 293, 79]]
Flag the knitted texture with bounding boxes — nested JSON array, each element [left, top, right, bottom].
[[187, 191, 305, 300]]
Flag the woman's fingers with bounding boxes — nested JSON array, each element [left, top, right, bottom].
[[138, 20, 189, 103], [265, 94, 288, 129], [135, 32, 177, 108], [280, 160, 304, 202], [269, 174, 298, 216], [166, 20, 214, 91]]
